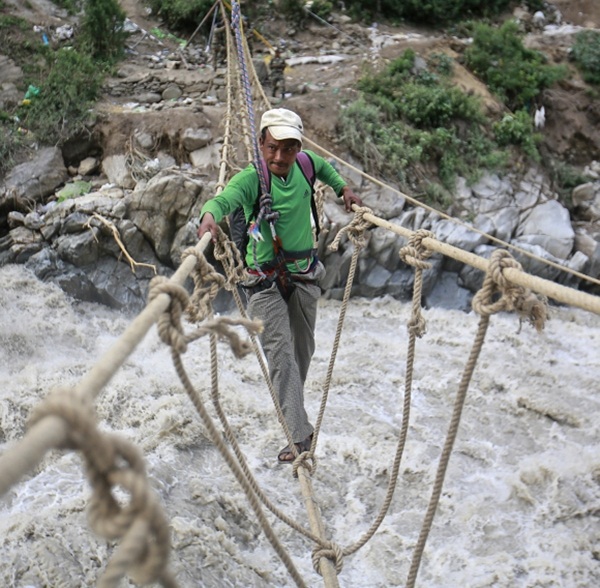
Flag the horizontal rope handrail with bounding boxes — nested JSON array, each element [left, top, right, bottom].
[[0, 234, 212, 498], [360, 208, 600, 315], [306, 137, 600, 289]]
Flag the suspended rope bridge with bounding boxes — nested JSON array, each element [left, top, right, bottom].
[[0, 2, 599, 587]]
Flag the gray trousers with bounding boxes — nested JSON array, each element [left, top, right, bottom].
[[247, 279, 320, 443]]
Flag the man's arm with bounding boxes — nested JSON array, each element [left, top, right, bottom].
[[339, 185, 363, 212], [198, 212, 219, 242], [306, 150, 364, 211]]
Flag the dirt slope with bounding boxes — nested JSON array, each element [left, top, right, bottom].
[[4, 0, 600, 172]]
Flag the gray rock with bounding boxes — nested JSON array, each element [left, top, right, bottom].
[[1, 147, 68, 211], [181, 127, 213, 152], [102, 155, 136, 190], [516, 199, 574, 259], [127, 170, 204, 264]]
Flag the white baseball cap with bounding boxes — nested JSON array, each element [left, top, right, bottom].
[[260, 108, 303, 144]]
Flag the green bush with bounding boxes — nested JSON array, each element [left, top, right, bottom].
[[53, 0, 81, 14], [465, 20, 567, 110], [78, 0, 128, 63], [396, 83, 483, 128], [341, 47, 519, 193], [307, 0, 333, 20], [492, 109, 540, 160], [145, 0, 213, 30], [22, 48, 102, 144], [344, 0, 510, 24], [0, 127, 27, 177], [571, 30, 600, 85]]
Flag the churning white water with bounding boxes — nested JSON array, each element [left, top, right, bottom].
[[0, 263, 598, 587]]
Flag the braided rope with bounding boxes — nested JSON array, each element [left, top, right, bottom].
[[179, 247, 226, 323], [310, 206, 373, 480], [28, 387, 176, 587], [328, 206, 373, 252], [342, 230, 434, 558], [405, 248, 548, 587], [231, 2, 272, 270], [400, 229, 435, 338], [312, 541, 344, 576], [148, 261, 310, 586]]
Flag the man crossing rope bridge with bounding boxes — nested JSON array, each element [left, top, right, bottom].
[[198, 108, 362, 462]]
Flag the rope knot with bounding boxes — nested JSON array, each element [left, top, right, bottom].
[[28, 386, 102, 454], [292, 452, 316, 478], [328, 206, 373, 252], [213, 226, 247, 290], [399, 229, 434, 270], [148, 276, 190, 352], [181, 246, 226, 322], [472, 249, 548, 331], [28, 386, 173, 585], [258, 193, 280, 224], [312, 541, 344, 575]]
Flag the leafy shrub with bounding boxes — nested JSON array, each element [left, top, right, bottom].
[[78, 0, 128, 63], [341, 47, 519, 194], [145, 0, 214, 30], [0, 127, 28, 177], [22, 48, 102, 144], [428, 52, 454, 77], [492, 109, 540, 160], [396, 83, 482, 128], [53, 0, 81, 14], [465, 20, 567, 110], [344, 0, 510, 24], [571, 30, 600, 85], [306, 0, 333, 20]]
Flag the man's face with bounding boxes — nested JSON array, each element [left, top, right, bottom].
[[259, 130, 300, 178]]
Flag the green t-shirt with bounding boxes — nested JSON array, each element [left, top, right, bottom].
[[200, 150, 347, 271]]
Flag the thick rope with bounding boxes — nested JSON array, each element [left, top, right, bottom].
[[342, 230, 434, 558], [148, 271, 310, 587], [180, 247, 227, 323], [305, 138, 600, 289], [28, 387, 177, 588], [405, 249, 548, 587], [311, 207, 373, 454], [151, 250, 329, 551], [313, 541, 344, 576], [328, 206, 373, 253]]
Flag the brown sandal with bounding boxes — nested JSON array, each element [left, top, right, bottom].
[[277, 434, 313, 463]]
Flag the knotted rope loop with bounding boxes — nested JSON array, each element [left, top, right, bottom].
[[399, 229, 435, 270], [312, 541, 344, 576], [181, 246, 226, 322], [291, 452, 316, 478], [28, 387, 172, 586], [328, 206, 373, 252], [196, 315, 263, 359], [399, 229, 435, 338], [472, 249, 548, 331], [213, 226, 247, 289], [258, 192, 280, 224], [29, 387, 100, 452], [148, 276, 190, 353]]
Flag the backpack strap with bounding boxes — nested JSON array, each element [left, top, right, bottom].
[[295, 151, 320, 238], [296, 151, 315, 185]]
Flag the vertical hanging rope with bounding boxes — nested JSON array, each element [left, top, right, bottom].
[[230, 1, 265, 192], [231, 0, 282, 274]]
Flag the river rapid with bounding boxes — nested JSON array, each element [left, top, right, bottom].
[[0, 263, 598, 587]]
